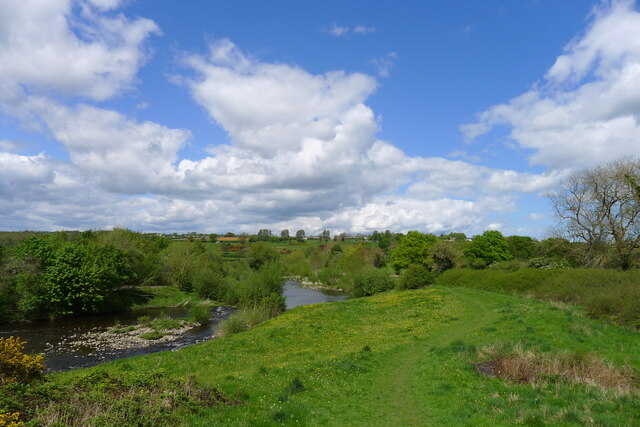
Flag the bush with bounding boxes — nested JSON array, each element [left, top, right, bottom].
[[351, 268, 395, 297], [192, 269, 227, 300], [189, 304, 211, 325], [398, 264, 435, 290], [259, 293, 286, 317], [0, 337, 44, 385], [246, 242, 279, 270]]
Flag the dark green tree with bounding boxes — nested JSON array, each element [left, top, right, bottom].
[[464, 230, 511, 267]]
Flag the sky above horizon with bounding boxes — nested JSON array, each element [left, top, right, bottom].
[[1, 0, 640, 236]]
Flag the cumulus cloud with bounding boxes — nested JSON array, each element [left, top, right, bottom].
[[0, 1, 565, 235], [462, 0, 640, 170], [0, 0, 159, 101]]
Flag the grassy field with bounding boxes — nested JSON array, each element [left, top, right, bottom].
[[437, 268, 640, 329], [29, 286, 640, 426]]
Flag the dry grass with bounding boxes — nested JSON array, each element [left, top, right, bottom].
[[477, 344, 638, 393]]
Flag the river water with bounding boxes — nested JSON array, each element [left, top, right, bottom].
[[0, 281, 348, 372]]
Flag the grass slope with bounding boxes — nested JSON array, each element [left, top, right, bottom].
[[49, 287, 640, 426]]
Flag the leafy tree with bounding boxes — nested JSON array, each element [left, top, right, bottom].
[[280, 229, 290, 241], [389, 231, 437, 272], [320, 229, 331, 242], [430, 241, 460, 272], [45, 243, 130, 315], [246, 242, 278, 270], [295, 229, 305, 242], [507, 235, 536, 259], [464, 230, 511, 267], [257, 229, 272, 241]]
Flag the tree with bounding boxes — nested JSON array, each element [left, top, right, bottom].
[[280, 229, 290, 241], [320, 230, 330, 242], [464, 230, 511, 267], [549, 159, 640, 269], [389, 231, 438, 272], [506, 235, 536, 259], [246, 242, 278, 270], [257, 229, 272, 241], [295, 229, 305, 242]]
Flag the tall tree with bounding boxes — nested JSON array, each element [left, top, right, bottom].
[[295, 229, 305, 242], [549, 159, 640, 269], [280, 229, 290, 241]]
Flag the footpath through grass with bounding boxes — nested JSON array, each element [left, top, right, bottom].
[[35, 287, 640, 425]]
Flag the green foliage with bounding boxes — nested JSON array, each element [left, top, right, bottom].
[[246, 242, 278, 270], [351, 268, 395, 297], [389, 231, 437, 272], [189, 304, 211, 325], [216, 307, 271, 336], [0, 337, 44, 385], [464, 230, 511, 267], [398, 264, 435, 290], [437, 268, 640, 328], [192, 269, 227, 300], [430, 241, 460, 272], [506, 235, 536, 259], [44, 243, 131, 315]]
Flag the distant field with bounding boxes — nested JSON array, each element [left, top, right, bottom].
[[44, 286, 640, 425]]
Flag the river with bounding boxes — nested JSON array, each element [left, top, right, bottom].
[[0, 281, 348, 372]]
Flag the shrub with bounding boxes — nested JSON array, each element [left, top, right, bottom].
[[189, 304, 211, 325], [192, 269, 227, 300], [0, 337, 44, 385], [259, 293, 286, 317], [246, 242, 278, 270], [0, 411, 23, 427], [398, 264, 435, 290], [351, 268, 395, 297], [430, 241, 460, 272]]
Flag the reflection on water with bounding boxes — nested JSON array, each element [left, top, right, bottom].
[[0, 281, 348, 372], [283, 280, 349, 309]]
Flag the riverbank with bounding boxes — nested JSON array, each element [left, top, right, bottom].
[[285, 276, 347, 292], [13, 286, 637, 425]]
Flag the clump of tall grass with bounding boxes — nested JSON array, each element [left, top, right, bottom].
[[216, 307, 271, 337], [477, 343, 638, 393]]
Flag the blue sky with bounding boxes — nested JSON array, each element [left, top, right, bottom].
[[1, 0, 639, 236]]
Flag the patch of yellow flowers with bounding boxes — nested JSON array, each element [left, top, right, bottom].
[[0, 411, 23, 427], [0, 337, 45, 385]]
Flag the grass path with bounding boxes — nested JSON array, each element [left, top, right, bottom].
[[363, 287, 499, 425], [46, 286, 640, 426]]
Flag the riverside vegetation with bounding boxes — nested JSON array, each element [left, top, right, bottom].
[[1, 159, 640, 424]]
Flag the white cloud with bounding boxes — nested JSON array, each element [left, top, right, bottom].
[[0, 0, 159, 101], [324, 22, 375, 36], [371, 52, 398, 78], [462, 0, 640, 170], [326, 22, 349, 36], [354, 25, 376, 35]]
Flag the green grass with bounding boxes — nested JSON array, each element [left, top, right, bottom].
[[29, 286, 639, 426], [437, 268, 640, 328], [127, 285, 208, 309]]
